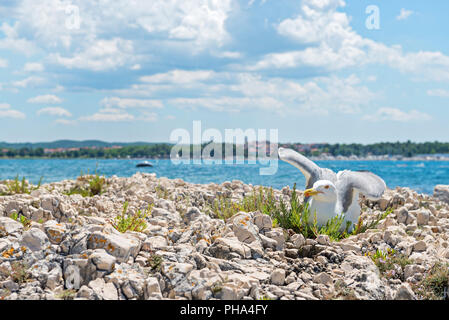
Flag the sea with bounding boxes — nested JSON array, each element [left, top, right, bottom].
[[0, 159, 448, 195]]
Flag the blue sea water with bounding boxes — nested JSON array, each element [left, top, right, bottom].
[[0, 159, 448, 195]]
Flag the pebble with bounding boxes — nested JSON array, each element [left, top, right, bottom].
[[270, 269, 286, 286]]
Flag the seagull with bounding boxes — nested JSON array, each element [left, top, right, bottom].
[[278, 147, 386, 230]]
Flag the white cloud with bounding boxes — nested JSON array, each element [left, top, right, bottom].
[[24, 62, 44, 72], [80, 110, 135, 122], [2, 0, 233, 71], [363, 107, 431, 122], [227, 73, 374, 114], [397, 8, 413, 21], [141, 112, 158, 122], [100, 97, 163, 109], [52, 85, 65, 93], [110, 69, 376, 116], [140, 70, 217, 84], [12, 76, 46, 88], [27, 94, 62, 104], [129, 70, 374, 115], [37, 107, 72, 117], [393, 51, 449, 82], [0, 58, 7, 68], [427, 89, 449, 97], [80, 106, 159, 122], [130, 64, 141, 71], [169, 96, 283, 113], [276, 0, 348, 45], [134, 0, 232, 48], [50, 38, 135, 71], [0, 103, 26, 119], [55, 118, 76, 125], [212, 51, 242, 59], [250, 1, 449, 82], [0, 22, 38, 55]]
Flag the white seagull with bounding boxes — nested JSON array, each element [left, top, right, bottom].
[[278, 147, 386, 229]]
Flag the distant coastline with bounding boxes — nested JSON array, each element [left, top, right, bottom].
[[1, 155, 449, 162], [1, 139, 449, 161], [309, 154, 449, 161]]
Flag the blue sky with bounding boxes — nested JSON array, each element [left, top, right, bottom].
[[0, 0, 448, 144]]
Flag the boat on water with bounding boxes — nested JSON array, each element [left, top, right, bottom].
[[136, 161, 153, 168]]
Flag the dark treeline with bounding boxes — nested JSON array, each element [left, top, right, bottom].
[[0, 141, 448, 159], [324, 141, 449, 157], [0, 144, 173, 159]]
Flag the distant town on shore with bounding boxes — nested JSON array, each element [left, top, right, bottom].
[[0, 140, 448, 160]]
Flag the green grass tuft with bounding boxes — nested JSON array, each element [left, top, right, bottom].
[[351, 207, 393, 235], [1, 175, 43, 196], [9, 261, 31, 285], [10, 212, 32, 230], [109, 201, 152, 233], [56, 289, 77, 300], [147, 254, 163, 272], [414, 262, 449, 300], [366, 248, 413, 279], [65, 171, 106, 197]]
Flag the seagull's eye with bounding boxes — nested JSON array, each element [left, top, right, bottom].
[[324, 185, 330, 189]]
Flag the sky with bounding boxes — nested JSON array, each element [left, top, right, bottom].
[[0, 0, 448, 144]]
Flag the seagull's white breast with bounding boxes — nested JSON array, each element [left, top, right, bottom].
[[308, 198, 338, 226]]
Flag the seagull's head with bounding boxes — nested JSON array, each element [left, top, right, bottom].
[[304, 180, 337, 203]]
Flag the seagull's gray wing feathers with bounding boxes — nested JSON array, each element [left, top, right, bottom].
[[278, 148, 336, 189], [336, 170, 386, 213]]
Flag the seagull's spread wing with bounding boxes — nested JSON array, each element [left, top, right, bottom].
[[336, 170, 386, 213], [278, 148, 336, 189]]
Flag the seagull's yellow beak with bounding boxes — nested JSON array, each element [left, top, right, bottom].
[[304, 188, 322, 197]]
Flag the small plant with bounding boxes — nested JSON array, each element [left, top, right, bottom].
[[10, 212, 32, 230], [351, 207, 393, 235], [9, 261, 31, 284], [271, 189, 317, 239], [211, 281, 223, 294], [332, 280, 358, 300], [268, 184, 352, 241], [210, 195, 242, 220], [366, 248, 413, 279], [0, 289, 11, 300], [88, 174, 106, 196], [110, 202, 152, 233], [155, 184, 170, 200], [56, 289, 77, 300], [175, 195, 191, 218], [1, 175, 43, 196], [414, 262, 449, 300], [318, 213, 352, 241], [65, 171, 106, 197], [147, 254, 163, 272], [208, 185, 279, 220]]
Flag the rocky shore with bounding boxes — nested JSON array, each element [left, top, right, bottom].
[[0, 173, 448, 300]]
